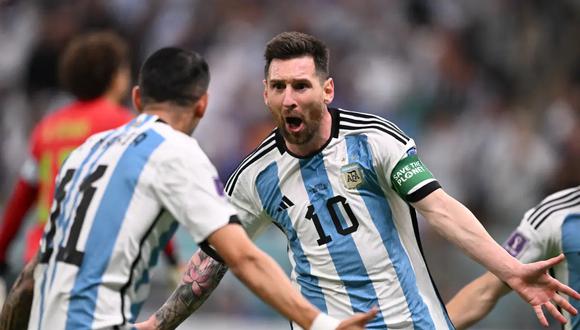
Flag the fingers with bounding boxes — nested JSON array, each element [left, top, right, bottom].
[[352, 306, 379, 325], [557, 282, 580, 300], [544, 301, 567, 325], [337, 307, 379, 329], [533, 305, 549, 328], [363, 306, 379, 320], [552, 293, 578, 316], [538, 254, 565, 271]]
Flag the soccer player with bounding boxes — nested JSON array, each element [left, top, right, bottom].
[[0, 31, 134, 272], [0, 47, 375, 330], [447, 186, 580, 330], [140, 31, 580, 330]]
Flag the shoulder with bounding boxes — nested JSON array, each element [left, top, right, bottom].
[[522, 186, 580, 232], [224, 130, 279, 197], [152, 125, 208, 163], [336, 108, 410, 145]]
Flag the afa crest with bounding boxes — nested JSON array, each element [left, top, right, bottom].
[[340, 163, 364, 189]]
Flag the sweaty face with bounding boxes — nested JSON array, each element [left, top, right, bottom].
[[264, 56, 331, 146]]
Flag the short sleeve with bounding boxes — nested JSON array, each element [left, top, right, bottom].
[[152, 143, 237, 244], [502, 208, 548, 263], [226, 170, 271, 238], [370, 132, 440, 202]]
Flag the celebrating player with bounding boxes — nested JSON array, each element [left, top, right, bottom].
[[141, 31, 580, 330], [447, 186, 580, 329], [0, 47, 375, 330]]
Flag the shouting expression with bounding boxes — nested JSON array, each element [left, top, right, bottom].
[[264, 56, 334, 150]]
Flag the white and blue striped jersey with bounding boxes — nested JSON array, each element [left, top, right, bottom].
[[503, 186, 580, 330], [225, 108, 454, 329], [29, 114, 235, 330]]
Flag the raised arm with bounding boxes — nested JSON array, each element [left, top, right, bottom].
[[413, 189, 580, 327], [446, 272, 511, 330], [0, 253, 38, 330]]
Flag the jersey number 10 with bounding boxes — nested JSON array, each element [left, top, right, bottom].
[[305, 195, 360, 246]]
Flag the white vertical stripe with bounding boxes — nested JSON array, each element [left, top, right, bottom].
[[277, 157, 352, 321]]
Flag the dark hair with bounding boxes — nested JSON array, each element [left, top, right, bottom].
[[59, 31, 129, 100], [264, 31, 329, 80], [138, 47, 210, 107]]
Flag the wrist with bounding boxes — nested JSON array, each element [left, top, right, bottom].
[[310, 313, 340, 330]]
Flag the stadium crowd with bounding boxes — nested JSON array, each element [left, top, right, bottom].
[[1, 0, 580, 328]]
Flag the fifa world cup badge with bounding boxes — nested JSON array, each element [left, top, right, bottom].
[[341, 163, 364, 189]]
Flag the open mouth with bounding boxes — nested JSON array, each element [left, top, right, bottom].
[[285, 116, 304, 133]]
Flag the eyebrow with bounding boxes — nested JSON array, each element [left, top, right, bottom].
[[268, 78, 312, 85]]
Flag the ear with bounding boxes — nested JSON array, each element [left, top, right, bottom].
[[132, 86, 143, 113], [323, 78, 335, 105], [194, 93, 209, 118], [263, 79, 269, 108]]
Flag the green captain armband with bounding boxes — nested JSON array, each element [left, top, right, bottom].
[[391, 154, 437, 200]]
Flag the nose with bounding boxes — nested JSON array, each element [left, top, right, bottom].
[[282, 86, 296, 109]]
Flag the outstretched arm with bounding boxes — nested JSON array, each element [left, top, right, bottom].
[[138, 248, 228, 330], [207, 224, 377, 330], [138, 224, 377, 330], [414, 189, 580, 327], [446, 272, 511, 330], [0, 253, 38, 330]]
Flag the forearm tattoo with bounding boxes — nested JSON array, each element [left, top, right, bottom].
[[153, 249, 228, 330], [0, 257, 37, 330]]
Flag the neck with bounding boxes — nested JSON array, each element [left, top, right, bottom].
[[142, 104, 194, 135], [285, 108, 332, 157], [103, 89, 122, 104]]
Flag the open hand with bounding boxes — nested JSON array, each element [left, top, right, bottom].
[[507, 254, 580, 327]]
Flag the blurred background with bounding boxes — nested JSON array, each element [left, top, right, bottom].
[[1, 0, 580, 329]]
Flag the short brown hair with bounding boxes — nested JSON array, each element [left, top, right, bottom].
[[264, 31, 329, 80], [59, 31, 129, 100]]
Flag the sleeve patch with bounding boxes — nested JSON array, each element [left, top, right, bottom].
[[503, 231, 530, 257], [391, 154, 435, 197]]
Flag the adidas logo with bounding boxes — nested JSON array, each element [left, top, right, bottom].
[[277, 195, 294, 212]]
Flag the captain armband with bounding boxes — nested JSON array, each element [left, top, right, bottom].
[[391, 154, 440, 203]]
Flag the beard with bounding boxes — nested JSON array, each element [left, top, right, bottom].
[[278, 104, 324, 145]]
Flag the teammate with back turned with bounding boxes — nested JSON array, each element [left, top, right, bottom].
[[140, 31, 580, 330], [448, 186, 580, 330], [0, 46, 375, 330], [0, 31, 133, 274]]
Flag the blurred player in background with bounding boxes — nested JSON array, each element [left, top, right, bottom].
[[143, 31, 580, 330], [0, 31, 133, 273], [0, 46, 375, 330], [447, 186, 580, 330]]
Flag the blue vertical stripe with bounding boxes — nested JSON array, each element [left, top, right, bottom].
[[50, 116, 154, 287], [255, 162, 327, 312], [298, 154, 386, 328], [37, 118, 139, 330], [65, 128, 164, 330], [345, 135, 436, 329], [38, 116, 156, 330], [562, 215, 580, 330]]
